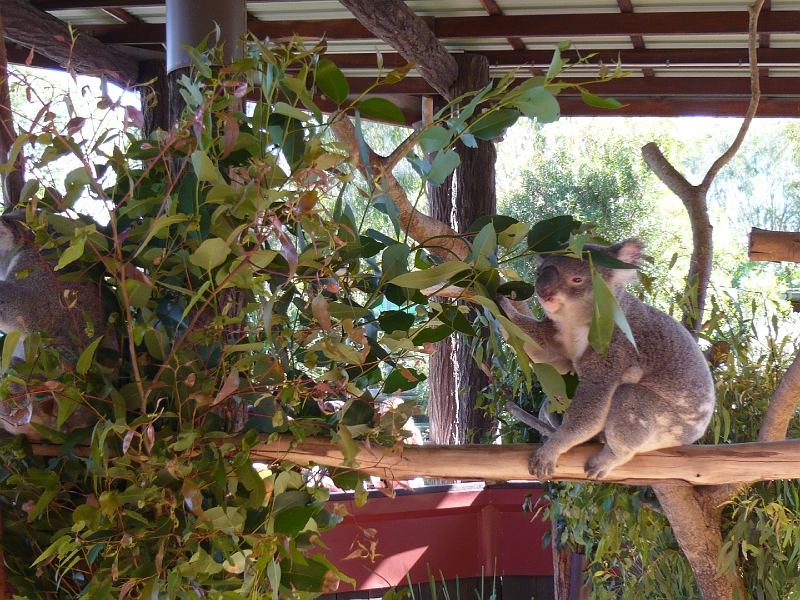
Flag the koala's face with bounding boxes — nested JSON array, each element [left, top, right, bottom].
[[535, 255, 594, 322], [0, 216, 24, 261]]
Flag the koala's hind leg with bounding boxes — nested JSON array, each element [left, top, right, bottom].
[[584, 383, 660, 479]]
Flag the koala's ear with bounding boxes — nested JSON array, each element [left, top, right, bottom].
[[607, 238, 643, 289], [615, 238, 644, 266]]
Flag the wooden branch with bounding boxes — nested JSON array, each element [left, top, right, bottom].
[[760, 350, 800, 442], [28, 435, 800, 486], [748, 228, 800, 262], [699, 0, 764, 192], [330, 115, 469, 261], [0, 0, 138, 87], [337, 0, 458, 100], [27, 435, 793, 487]]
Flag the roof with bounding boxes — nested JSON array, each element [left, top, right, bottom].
[[16, 0, 800, 118]]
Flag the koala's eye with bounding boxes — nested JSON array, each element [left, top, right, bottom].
[[571, 277, 583, 284]]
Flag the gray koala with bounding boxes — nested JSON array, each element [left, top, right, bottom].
[[0, 211, 115, 438], [497, 238, 715, 480]]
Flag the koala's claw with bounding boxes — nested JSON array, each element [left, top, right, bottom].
[[584, 454, 611, 480], [528, 447, 558, 481]]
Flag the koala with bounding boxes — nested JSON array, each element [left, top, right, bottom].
[[496, 238, 715, 480], [0, 211, 115, 439]]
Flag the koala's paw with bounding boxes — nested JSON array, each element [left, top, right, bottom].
[[584, 454, 613, 480], [528, 446, 559, 481]]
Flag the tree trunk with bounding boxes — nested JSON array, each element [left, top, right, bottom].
[[427, 54, 496, 445], [138, 59, 170, 138], [652, 485, 746, 600], [0, 10, 22, 209], [428, 169, 458, 445]]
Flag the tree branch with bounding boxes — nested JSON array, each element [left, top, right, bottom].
[[337, 0, 458, 100], [0, 0, 138, 87], [330, 115, 470, 261], [504, 400, 557, 435]]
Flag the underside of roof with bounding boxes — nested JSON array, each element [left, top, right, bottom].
[[9, 0, 800, 119]]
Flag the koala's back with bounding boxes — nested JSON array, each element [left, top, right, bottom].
[[610, 292, 716, 447]]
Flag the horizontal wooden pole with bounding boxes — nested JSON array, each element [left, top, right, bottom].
[[29, 436, 800, 486], [245, 437, 800, 486]]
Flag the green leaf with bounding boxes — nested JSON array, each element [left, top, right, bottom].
[[281, 557, 330, 593], [546, 45, 566, 80], [532, 362, 569, 404], [55, 234, 86, 271], [2, 330, 20, 372], [378, 310, 416, 333], [190, 149, 221, 182], [496, 280, 536, 301], [381, 243, 410, 281], [390, 260, 471, 290], [181, 280, 212, 320], [498, 222, 531, 250], [132, 214, 189, 259], [470, 223, 497, 267], [385, 367, 425, 394], [76, 336, 104, 376], [273, 101, 312, 122], [469, 109, 520, 140], [588, 268, 616, 357], [189, 237, 231, 271], [356, 98, 406, 125], [592, 269, 638, 351], [580, 90, 624, 110], [184, 45, 212, 78], [274, 506, 317, 537], [427, 150, 461, 185], [56, 393, 81, 429], [316, 59, 349, 105], [527, 215, 582, 252], [467, 215, 521, 235], [418, 126, 451, 154], [516, 87, 561, 124]]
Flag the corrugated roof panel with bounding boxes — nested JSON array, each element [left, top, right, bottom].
[[406, 0, 487, 17], [247, 2, 352, 21], [123, 6, 166, 23], [768, 34, 800, 49], [519, 37, 634, 50], [495, 0, 620, 14], [45, 8, 120, 26]]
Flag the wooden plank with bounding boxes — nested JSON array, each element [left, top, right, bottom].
[[83, 11, 800, 45], [342, 75, 800, 98], [474, 47, 799, 67]]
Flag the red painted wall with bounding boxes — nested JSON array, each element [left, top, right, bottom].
[[317, 482, 553, 590]]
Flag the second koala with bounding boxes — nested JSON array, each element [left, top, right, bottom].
[[497, 238, 715, 480], [0, 211, 115, 438]]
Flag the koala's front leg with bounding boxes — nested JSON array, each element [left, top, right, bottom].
[[529, 378, 616, 480]]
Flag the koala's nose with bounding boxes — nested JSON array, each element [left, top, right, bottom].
[[536, 266, 558, 299]]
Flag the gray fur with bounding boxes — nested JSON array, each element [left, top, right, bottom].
[[497, 238, 715, 480], [0, 211, 115, 438]]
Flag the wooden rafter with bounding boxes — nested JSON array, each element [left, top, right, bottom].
[[80, 11, 800, 45]]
